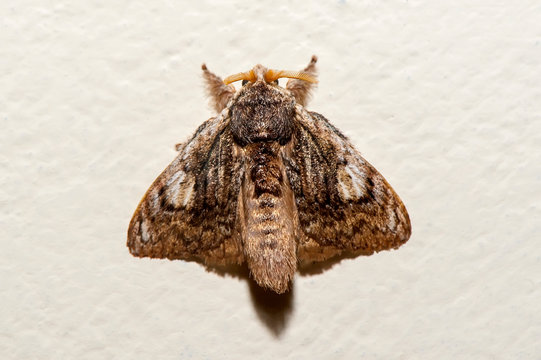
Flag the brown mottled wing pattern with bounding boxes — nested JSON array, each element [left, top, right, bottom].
[[283, 108, 411, 263], [127, 113, 245, 265]]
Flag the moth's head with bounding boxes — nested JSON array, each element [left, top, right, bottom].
[[202, 56, 318, 113]]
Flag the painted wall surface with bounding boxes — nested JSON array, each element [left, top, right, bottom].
[[2, 1, 540, 359]]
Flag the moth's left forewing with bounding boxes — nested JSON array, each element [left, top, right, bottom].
[[127, 111, 246, 265], [285, 107, 411, 263]]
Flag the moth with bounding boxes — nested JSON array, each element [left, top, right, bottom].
[[127, 56, 411, 294]]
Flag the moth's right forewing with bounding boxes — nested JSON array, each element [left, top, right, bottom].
[[127, 113, 245, 265], [285, 108, 411, 263]]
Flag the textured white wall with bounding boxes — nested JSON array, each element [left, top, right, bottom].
[[2, 1, 540, 359]]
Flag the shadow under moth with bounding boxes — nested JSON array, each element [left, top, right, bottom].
[[128, 56, 411, 294]]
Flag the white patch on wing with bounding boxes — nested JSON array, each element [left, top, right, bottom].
[[344, 163, 367, 198], [150, 189, 160, 215], [388, 209, 397, 232], [140, 221, 150, 243], [166, 170, 186, 206], [181, 140, 194, 160], [334, 134, 348, 155], [167, 170, 185, 186], [182, 182, 194, 207], [182, 115, 223, 160], [206, 115, 220, 133], [338, 179, 351, 200]]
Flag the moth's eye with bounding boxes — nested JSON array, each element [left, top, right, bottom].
[[273, 79, 279, 86], [242, 80, 249, 86]]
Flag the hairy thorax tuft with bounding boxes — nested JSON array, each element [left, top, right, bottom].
[[230, 82, 295, 146]]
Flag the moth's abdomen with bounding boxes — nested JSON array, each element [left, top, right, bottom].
[[240, 142, 297, 293]]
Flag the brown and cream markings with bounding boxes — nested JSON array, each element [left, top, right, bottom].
[[127, 56, 411, 294]]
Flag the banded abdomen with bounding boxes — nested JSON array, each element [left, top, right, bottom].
[[240, 142, 297, 293]]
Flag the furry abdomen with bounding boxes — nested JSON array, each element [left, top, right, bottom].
[[239, 142, 297, 293]]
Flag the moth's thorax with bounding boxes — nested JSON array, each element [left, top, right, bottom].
[[229, 81, 295, 146]]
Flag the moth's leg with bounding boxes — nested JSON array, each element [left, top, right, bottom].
[[286, 55, 318, 106], [201, 64, 236, 113]]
